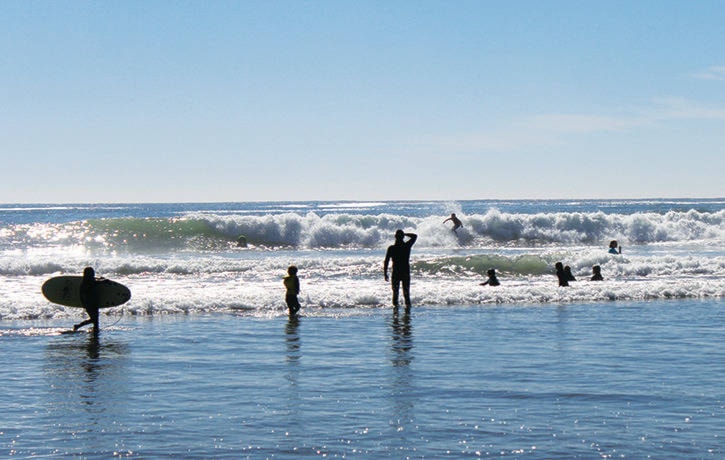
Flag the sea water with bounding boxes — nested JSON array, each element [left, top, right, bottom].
[[1, 199, 723, 458]]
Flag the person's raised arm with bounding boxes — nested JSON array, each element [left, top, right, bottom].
[[406, 233, 417, 245]]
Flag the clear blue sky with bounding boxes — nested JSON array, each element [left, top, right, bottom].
[[2, 1, 724, 203]]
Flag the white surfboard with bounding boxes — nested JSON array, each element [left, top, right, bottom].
[[42, 276, 131, 308]]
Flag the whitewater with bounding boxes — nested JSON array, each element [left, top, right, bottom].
[[1, 199, 723, 320]]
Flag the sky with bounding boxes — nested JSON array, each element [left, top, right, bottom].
[[2, 0, 724, 203]]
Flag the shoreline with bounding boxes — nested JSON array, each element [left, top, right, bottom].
[[2, 296, 722, 332]]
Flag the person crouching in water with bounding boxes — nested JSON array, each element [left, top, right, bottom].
[[74, 266, 101, 334], [284, 265, 301, 316], [591, 265, 604, 281], [480, 268, 500, 286], [564, 265, 576, 282]]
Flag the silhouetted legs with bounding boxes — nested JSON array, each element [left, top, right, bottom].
[[391, 275, 411, 307]]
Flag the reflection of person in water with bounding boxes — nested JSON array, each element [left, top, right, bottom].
[[391, 306, 413, 367], [74, 267, 101, 334], [608, 240, 622, 254], [591, 265, 603, 281], [443, 213, 463, 234], [555, 262, 569, 287], [81, 334, 102, 378], [384, 230, 417, 308], [283, 266, 301, 316], [480, 268, 500, 286], [285, 314, 300, 362]]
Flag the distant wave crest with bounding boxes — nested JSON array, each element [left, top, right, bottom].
[[1, 209, 723, 252]]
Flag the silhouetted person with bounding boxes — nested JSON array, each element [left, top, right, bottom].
[[283, 265, 301, 316], [480, 268, 500, 286], [443, 213, 463, 234], [609, 240, 622, 254], [555, 262, 569, 287], [74, 267, 101, 334], [384, 230, 417, 307], [564, 265, 576, 282], [591, 265, 603, 281]]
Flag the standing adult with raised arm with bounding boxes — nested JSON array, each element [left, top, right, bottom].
[[384, 230, 418, 308]]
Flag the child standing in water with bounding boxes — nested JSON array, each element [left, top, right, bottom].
[[284, 265, 301, 316], [608, 240, 622, 254]]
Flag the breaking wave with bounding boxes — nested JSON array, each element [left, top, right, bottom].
[[1, 209, 722, 252], [1, 201, 723, 320]]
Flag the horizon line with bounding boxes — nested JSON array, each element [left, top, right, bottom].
[[2, 196, 724, 206]]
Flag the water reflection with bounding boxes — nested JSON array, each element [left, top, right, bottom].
[[390, 306, 413, 367], [283, 316, 302, 448], [388, 306, 416, 453], [45, 333, 129, 389], [44, 332, 130, 451], [284, 315, 301, 399], [285, 315, 301, 364]]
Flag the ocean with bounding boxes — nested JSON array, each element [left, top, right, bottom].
[[1, 199, 723, 458]]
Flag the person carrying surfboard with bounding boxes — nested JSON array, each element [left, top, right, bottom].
[[384, 229, 418, 308], [73, 267, 102, 333]]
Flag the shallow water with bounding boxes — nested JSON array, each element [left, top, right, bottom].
[[2, 299, 722, 458]]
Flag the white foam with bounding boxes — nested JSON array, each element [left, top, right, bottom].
[[2, 205, 722, 320], [3, 251, 723, 320]]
